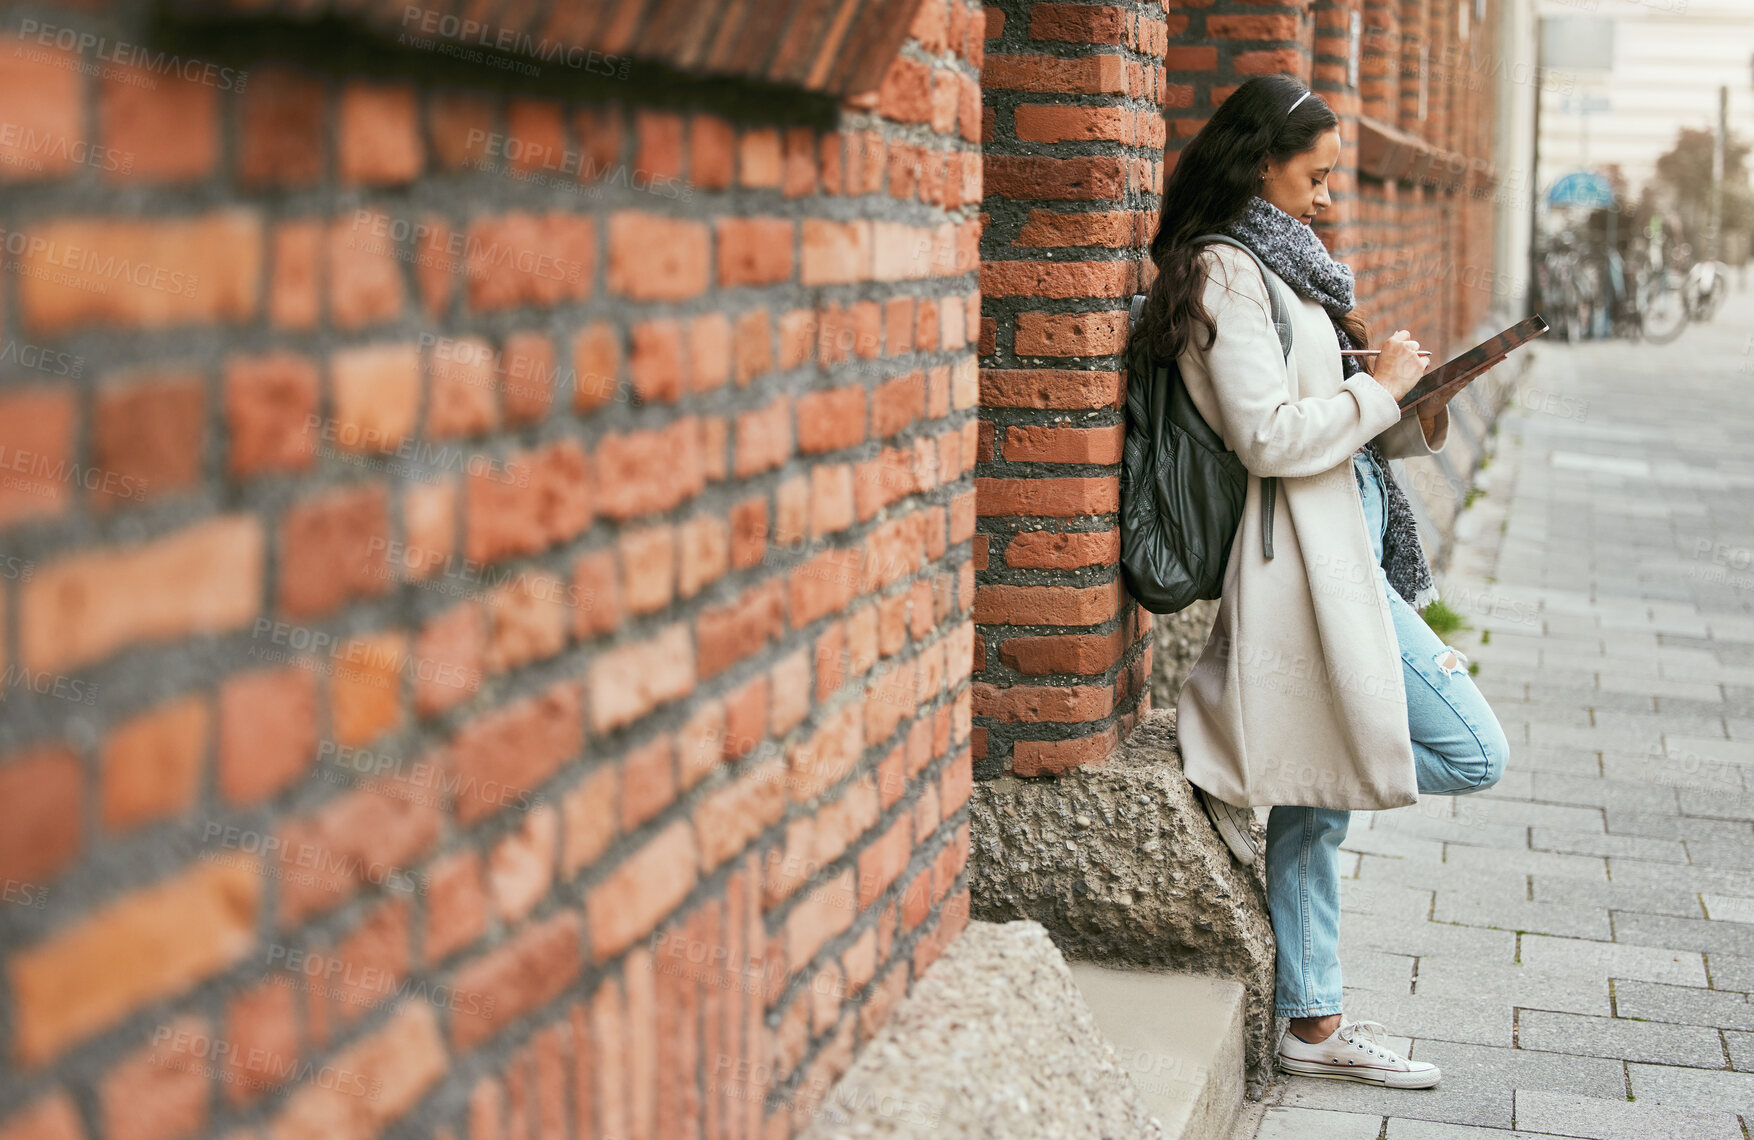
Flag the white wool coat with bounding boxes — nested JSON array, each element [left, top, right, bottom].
[[1172, 243, 1450, 811]]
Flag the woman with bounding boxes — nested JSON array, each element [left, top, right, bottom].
[[1131, 74, 1511, 1087]]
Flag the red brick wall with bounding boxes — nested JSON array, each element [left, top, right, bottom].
[[972, 0, 1169, 780], [0, 2, 987, 1137]]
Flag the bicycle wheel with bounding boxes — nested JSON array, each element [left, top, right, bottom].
[[1642, 270, 1688, 344]]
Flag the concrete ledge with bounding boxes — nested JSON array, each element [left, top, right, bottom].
[[798, 920, 1166, 1140], [968, 710, 1277, 1093], [1067, 964, 1246, 1140]]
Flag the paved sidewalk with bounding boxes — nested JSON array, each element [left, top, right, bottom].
[[1256, 285, 1754, 1139]]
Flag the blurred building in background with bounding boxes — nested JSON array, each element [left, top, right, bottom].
[[0, 1, 1527, 1137]]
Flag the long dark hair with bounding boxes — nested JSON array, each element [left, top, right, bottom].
[[1136, 75, 1369, 362]]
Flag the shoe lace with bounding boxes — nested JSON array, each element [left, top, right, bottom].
[[1338, 1020, 1392, 1055]]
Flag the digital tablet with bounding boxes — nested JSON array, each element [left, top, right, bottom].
[[1394, 315, 1550, 415]]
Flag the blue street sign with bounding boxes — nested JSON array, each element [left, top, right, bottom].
[[1547, 171, 1615, 208]]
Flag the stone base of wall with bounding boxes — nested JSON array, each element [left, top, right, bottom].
[[967, 711, 1276, 1092], [798, 920, 1168, 1140]]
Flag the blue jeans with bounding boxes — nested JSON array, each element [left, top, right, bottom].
[[1265, 448, 1510, 1018]]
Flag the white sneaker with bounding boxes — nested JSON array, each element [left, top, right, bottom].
[[1195, 786, 1258, 865], [1278, 1020, 1440, 1088]]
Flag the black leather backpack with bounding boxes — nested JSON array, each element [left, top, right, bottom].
[[1120, 234, 1294, 614]]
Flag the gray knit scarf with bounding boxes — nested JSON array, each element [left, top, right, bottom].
[[1220, 196, 1438, 611]]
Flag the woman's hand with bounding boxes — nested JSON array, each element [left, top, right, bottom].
[[1370, 330, 1427, 403]]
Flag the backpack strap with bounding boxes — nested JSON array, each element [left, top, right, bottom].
[[1192, 235, 1293, 560], [1192, 233, 1294, 361]]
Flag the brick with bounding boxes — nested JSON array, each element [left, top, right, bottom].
[[784, 866, 857, 971], [102, 696, 207, 833], [275, 781, 440, 926], [92, 371, 205, 506], [572, 321, 623, 413], [11, 860, 259, 1064], [330, 631, 405, 747], [561, 764, 617, 878], [1016, 209, 1134, 248], [1003, 423, 1124, 464], [981, 53, 1129, 95], [977, 572, 1123, 626], [414, 602, 485, 718], [339, 81, 423, 185], [872, 372, 926, 438], [268, 220, 321, 328], [585, 623, 695, 734], [489, 805, 558, 923], [421, 850, 488, 966], [0, 745, 81, 885], [982, 259, 1129, 298], [620, 736, 677, 831], [222, 980, 299, 1104], [1013, 310, 1129, 356], [238, 67, 326, 187], [482, 571, 571, 675], [0, 385, 77, 526], [718, 218, 795, 286], [271, 1001, 446, 1139], [500, 332, 555, 424], [801, 220, 872, 285], [0, 32, 83, 181], [596, 417, 705, 519], [1013, 104, 1131, 143], [1209, 14, 1300, 39], [427, 90, 497, 170], [465, 212, 594, 311], [876, 55, 933, 123], [673, 515, 722, 599], [690, 114, 736, 190], [609, 212, 710, 300], [100, 64, 217, 182], [277, 483, 391, 619], [464, 438, 593, 563], [448, 682, 582, 824], [223, 353, 318, 477], [738, 127, 782, 187], [329, 213, 406, 330], [213, 666, 317, 806], [586, 820, 699, 961], [629, 320, 685, 405], [980, 367, 1122, 408], [1004, 528, 1120, 570], [504, 98, 568, 175], [697, 580, 785, 679], [19, 212, 262, 335], [426, 336, 498, 439], [734, 396, 791, 477], [22, 516, 263, 673], [101, 1014, 209, 1140], [688, 313, 733, 392], [983, 155, 1125, 201], [1029, 3, 1126, 43]]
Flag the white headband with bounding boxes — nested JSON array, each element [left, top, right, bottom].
[[1287, 90, 1311, 117]]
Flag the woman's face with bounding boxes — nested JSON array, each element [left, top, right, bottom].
[[1260, 128, 1341, 225]]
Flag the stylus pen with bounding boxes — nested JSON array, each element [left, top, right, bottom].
[[1342, 350, 1433, 356]]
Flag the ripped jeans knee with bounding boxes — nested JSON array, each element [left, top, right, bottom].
[[1432, 645, 1470, 677]]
